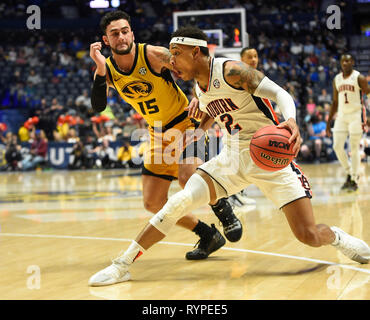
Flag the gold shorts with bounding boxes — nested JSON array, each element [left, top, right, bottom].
[[143, 114, 195, 181]]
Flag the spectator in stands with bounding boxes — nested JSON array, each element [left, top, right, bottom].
[[263, 58, 278, 75], [303, 36, 314, 55], [53, 65, 67, 78], [93, 137, 117, 169], [120, 115, 139, 138], [69, 36, 83, 53], [50, 98, 64, 120], [24, 81, 36, 99], [317, 65, 327, 85], [27, 69, 42, 85], [117, 140, 141, 168], [290, 39, 303, 56], [8, 46, 17, 62], [67, 128, 79, 143], [35, 98, 55, 141], [69, 140, 89, 170], [21, 129, 48, 170], [305, 97, 316, 120], [84, 135, 98, 167], [4, 132, 22, 171], [59, 51, 72, 66], [102, 123, 116, 142], [107, 90, 117, 107], [75, 89, 92, 115], [300, 111, 328, 163], [318, 88, 332, 105]]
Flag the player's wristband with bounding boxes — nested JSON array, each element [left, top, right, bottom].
[[91, 74, 107, 112], [254, 76, 296, 121]]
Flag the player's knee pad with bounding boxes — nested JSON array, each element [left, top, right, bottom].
[[149, 173, 210, 235]]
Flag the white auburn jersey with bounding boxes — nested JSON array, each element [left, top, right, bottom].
[[334, 70, 363, 116], [195, 58, 279, 149]]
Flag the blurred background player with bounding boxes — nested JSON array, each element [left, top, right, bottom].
[[240, 47, 259, 69], [326, 53, 370, 191], [90, 10, 243, 260]]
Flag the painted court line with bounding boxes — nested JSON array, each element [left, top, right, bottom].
[[1, 232, 370, 275]]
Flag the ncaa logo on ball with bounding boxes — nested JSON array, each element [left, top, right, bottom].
[[268, 140, 290, 150]]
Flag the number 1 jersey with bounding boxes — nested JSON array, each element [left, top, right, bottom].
[[334, 70, 362, 116]]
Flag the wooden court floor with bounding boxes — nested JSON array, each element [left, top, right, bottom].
[[0, 162, 369, 300]]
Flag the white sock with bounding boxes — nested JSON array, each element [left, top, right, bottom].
[[117, 241, 145, 265]]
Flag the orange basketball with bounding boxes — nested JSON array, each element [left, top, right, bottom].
[[250, 125, 295, 171]]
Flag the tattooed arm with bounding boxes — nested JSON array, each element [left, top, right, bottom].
[[223, 61, 265, 94], [224, 60, 302, 156], [146, 45, 173, 74]]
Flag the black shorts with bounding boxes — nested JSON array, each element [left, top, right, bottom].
[[179, 134, 210, 163]]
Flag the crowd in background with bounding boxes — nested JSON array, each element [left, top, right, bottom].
[[0, 0, 369, 171]]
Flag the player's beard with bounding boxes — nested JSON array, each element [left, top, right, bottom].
[[111, 41, 134, 55]]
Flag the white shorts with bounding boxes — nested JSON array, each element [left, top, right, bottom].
[[333, 112, 362, 135], [198, 146, 312, 209]]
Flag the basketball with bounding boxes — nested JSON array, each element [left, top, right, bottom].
[[250, 125, 295, 171]]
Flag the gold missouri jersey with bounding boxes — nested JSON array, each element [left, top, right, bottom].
[[105, 43, 189, 128]]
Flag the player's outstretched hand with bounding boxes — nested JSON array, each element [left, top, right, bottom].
[[277, 118, 301, 157], [90, 42, 106, 75], [185, 97, 204, 119]]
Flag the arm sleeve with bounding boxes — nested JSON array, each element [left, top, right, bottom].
[[91, 74, 107, 113], [253, 76, 296, 121]]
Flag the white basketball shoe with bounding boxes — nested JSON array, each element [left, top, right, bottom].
[[88, 258, 131, 286], [331, 226, 370, 264]]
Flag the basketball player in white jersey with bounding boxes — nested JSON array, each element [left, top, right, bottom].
[[189, 46, 263, 208], [89, 27, 370, 286], [326, 54, 370, 191], [241, 47, 259, 69]]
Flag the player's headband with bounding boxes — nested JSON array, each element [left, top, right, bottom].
[[170, 37, 208, 47]]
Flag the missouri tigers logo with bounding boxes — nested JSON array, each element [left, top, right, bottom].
[[122, 81, 153, 99]]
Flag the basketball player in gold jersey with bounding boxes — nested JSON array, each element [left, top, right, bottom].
[[90, 10, 242, 260]]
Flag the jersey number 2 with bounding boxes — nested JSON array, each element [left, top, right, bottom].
[[219, 114, 242, 135]]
